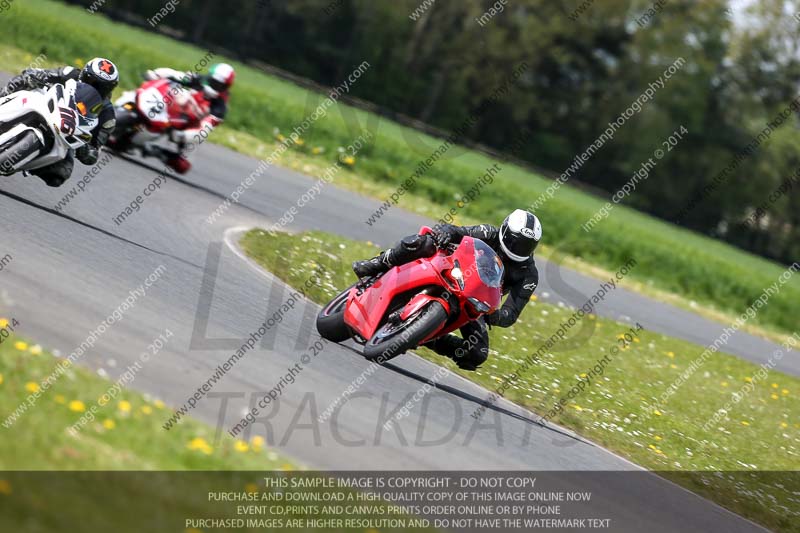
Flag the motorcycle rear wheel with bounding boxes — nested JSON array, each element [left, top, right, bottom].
[[0, 131, 42, 175], [363, 301, 447, 363], [316, 284, 356, 342]]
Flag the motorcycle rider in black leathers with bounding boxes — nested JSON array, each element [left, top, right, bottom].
[[352, 209, 542, 370], [0, 58, 118, 187]]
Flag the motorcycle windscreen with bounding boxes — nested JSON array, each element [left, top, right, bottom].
[[74, 83, 102, 118], [473, 239, 504, 288], [74, 83, 102, 135]]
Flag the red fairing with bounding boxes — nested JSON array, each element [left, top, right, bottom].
[[135, 79, 211, 133], [344, 255, 448, 341], [343, 230, 504, 345]]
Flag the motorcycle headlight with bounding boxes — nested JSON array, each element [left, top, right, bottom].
[[449, 260, 465, 290], [467, 297, 491, 314]]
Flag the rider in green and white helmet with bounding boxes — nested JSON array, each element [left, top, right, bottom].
[[142, 63, 235, 173]]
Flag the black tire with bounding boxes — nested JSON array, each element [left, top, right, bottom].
[[363, 301, 447, 362], [316, 284, 355, 342], [0, 131, 42, 175]]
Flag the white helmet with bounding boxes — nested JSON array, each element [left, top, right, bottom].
[[499, 209, 542, 262]]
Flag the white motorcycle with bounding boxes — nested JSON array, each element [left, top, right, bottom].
[[0, 79, 101, 176]]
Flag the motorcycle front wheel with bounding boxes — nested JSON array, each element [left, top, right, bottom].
[[316, 284, 356, 342], [363, 301, 447, 362], [0, 131, 42, 175]]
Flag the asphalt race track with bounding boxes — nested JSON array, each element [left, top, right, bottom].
[[0, 73, 776, 530]]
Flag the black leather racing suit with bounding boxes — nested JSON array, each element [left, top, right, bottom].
[[386, 223, 539, 370], [0, 67, 116, 187]]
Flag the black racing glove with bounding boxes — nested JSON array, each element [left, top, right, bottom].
[[432, 226, 458, 249], [76, 144, 100, 166]]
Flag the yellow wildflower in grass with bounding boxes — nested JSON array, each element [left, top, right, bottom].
[[25, 382, 40, 393], [529, 295, 538, 301], [782, 389, 789, 396], [781, 422, 788, 428], [571, 405, 583, 411], [0, 479, 11, 495], [654, 436, 662, 441], [666, 352, 675, 358], [103, 419, 116, 430], [741, 421, 750, 426], [771, 394, 780, 400], [670, 364, 678, 369], [721, 381, 729, 387], [0, 318, 8, 328], [772, 383, 779, 389], [187, 437, 213, 455], [68, 400, 85, 412], [14, 341, 28, 351], [294, 138, 305, 146], [0, 374, 3, 385], [744, 377, 752, 383], [153, 399, 165, 409], [250, 435, 265, 451], [55, 394, 66, 404], [280, 463, 294, 471], [342, 156, 356, 166], [245, 482, 259, 493], [140, 405, 153, 415], [653, 410, 662, 416], [28, 344, 43, 355], [234, 440, 249, 453], [118, 400, 132, 413]]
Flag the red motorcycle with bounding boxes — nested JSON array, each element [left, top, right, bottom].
[[317, 227, 505, 361], [108, 79, 210, 173]]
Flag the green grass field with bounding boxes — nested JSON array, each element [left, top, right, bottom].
[[1, 0, 798, 338], [241, 229, 800, 532]]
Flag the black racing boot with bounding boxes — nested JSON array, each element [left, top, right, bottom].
[[352, 251, 392, 278]]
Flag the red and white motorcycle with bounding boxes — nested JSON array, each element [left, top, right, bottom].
[[109, 78, 211, 174], [0, 79, 101, 176]]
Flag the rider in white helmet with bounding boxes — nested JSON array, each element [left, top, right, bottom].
[[352, 209, 542, 370], [0, 57, 119, 187]]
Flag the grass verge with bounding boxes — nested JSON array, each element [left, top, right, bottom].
[[1, 0, 798, 338], [0, 319, 297, 470], [241, 228, 800, 532]]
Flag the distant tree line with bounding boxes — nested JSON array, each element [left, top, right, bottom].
[[63, 0, 800, 264]]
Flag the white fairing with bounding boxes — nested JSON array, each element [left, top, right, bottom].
[[0, 80, 96, 175]]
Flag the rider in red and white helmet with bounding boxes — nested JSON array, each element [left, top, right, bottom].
[[143, 63, 235, 173]]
